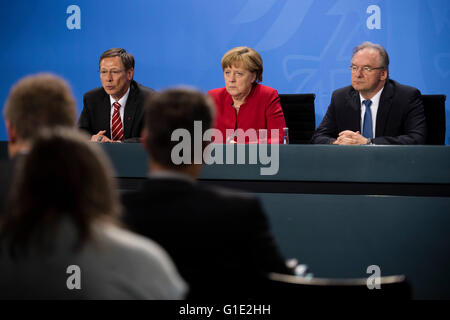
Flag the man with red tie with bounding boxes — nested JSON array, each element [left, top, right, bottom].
[[78, 48, 154, 143]]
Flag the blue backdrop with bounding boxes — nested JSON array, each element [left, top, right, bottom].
[[1, 0, 449, 143]]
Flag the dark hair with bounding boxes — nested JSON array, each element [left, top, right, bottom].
[[3, 73, 76, 142], [352, 41, 390, 70], [99, 48, 135, 70], [143, 88, 215, 169], [0, 128, 121, 257]]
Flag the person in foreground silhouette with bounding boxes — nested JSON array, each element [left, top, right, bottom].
[[0, 128, 186, 299], [122, 88, 293, 300]]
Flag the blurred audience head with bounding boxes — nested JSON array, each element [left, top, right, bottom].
[[3, 73, 77, 157], [142, 87, 215, 173], [1, 128, 121, 257]]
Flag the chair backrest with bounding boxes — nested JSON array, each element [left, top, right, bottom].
[[279, 94, 316, 144], [422, 94, 446, 145], [261, 272, 411, 300]]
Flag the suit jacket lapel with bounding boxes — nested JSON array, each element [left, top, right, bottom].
[[123, 81, 138, 139], [102, 93, 112, 138], [347, 87, 362, 132], [375, 80, 394, 137]]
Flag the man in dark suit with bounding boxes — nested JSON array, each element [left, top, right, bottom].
[[1, 73, 77, 215], [312, 41, 426, 145], [78, 48, 154, 143], [121, 88, 293, 299]]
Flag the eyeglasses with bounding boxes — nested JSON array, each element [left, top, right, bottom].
[[349, 65, 385, 73], [99, 69, 124, 77]]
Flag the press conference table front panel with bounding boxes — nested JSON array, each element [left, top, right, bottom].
[[103, 143, 450, 196]]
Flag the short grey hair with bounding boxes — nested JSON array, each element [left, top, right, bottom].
[[352, 41, 390, 70]]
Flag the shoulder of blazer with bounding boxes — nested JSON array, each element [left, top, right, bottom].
[[199, 183, 262, 214], [332, 84, 355, 100], [139, 178, 260, 207], [131, 80, 155, 98], [249, 84, 279, 102], [330, 85, 359, 110], [252, 83, 276, 95], [380, 79, 396, 100], [208, 87, 228, 99], [83, 86, 108, 102], [384, 79, 420, 98]]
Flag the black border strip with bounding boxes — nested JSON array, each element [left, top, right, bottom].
[[117, 178, 450, 197]]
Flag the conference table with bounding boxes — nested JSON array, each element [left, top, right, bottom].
[[1, 141, 449, 299], [99, 143, 450, 299]]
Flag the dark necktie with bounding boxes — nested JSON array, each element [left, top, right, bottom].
[[111, 102, 124, 141], [362, 100, 373, 139]]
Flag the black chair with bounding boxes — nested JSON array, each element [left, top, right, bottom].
[[279, 94, 316, 144], [422, 94, 446, 145], [260, 273, 411, 300]]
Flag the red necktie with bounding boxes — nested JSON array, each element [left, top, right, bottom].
[[111, 102, 124, 141]]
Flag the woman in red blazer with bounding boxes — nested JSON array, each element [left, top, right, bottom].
[[208, 46, 286, 144]]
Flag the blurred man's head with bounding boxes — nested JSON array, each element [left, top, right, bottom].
[[142, 88, 215, 176], [3, 73, 77, 157]]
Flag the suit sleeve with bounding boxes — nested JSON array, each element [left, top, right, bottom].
[[311, 94, 339, 144], [373, 89, 427, 145], [265, 90, 286, 144]]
